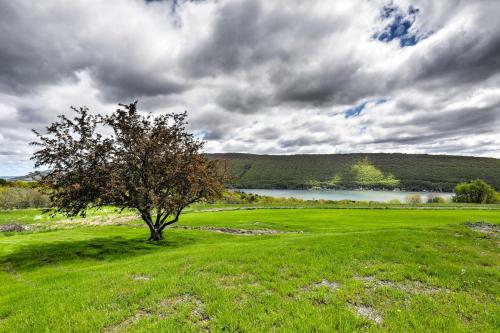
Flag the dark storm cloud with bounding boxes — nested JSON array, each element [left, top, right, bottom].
[[91, 68, 188, 102], [15, 106, 52, 124], [413, 107, 499, 135], [183, 0, 346, 77], [412, 28, 500, 87], [275, 63, 389, 107], [215, 88, 270, 114], [0, 0, 185, 101], [368, 102, 500, 145], [0, 2, 86, 93]]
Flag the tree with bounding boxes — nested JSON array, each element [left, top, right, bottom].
[[32, 102, 226, 240], [452, 179, 499, 204]]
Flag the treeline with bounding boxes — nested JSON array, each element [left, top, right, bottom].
[[209, 153, 500, 192], [0, 180, 49, 209], [218, 190, 495, 206]]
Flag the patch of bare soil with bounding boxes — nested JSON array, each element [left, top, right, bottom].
[[356, 276, 451, 294], [171, 225, 289, 235], [0, 224, 26, 232], [130, 274, 152, 281], [103, 309, 152, 333], [103, 294, 209, 332], [26, 214, 141, 232], [57, 214, 140, 227], [349, 303, 383, 324], [304, 279, 340, 291], [218, 273, 253, 287], [466, 222, 499, 236], [159, 294, 210, 331]]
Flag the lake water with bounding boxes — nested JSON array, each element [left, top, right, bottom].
[[238, 189, 454, 202]]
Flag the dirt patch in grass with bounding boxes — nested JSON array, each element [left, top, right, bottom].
[[0, 224, 27, 232], [14, 214, 142, 232], [56, 214, 141, 227], [304, 279, 339, 291], [356, 276, 451, 294], [130, 274, 152, 281], [349, 303, 383, 324], [218, 273, 254, 287], [103, 309, 152, 333], [159, 294, 210, 331], [465, 222, 499, 236], [171, 225, 289, 235], [103, 294, 209, 332]]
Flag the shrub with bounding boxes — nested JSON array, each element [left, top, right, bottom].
[[426, 195, 447, 203], [0, 187, 50, 210], [453, 180, 499, 204], [405, 194, 422, 204], [387, 199, 401, 204], [0, 180, 33, 188]]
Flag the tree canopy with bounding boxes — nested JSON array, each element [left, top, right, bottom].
[[452, 179, 499, 204], [32, 102, 226, 240]]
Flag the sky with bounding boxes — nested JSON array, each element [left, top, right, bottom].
[[0, 0, 499, 175]]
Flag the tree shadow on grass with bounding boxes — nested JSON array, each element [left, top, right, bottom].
[[1, 233, 198, 272]]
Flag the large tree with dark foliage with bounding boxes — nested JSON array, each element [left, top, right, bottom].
[[32, 102, 226, 240]]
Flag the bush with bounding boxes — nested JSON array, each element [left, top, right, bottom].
[[387, 199, 401, 204], [452, 180, 499, 204], [0, 180, 33, 188], [405, 194, 422, 204], [0, 187, 50, 209], [426, 195, 447, 203]]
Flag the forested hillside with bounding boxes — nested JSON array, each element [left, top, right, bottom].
[[209, 153, 500, 191]]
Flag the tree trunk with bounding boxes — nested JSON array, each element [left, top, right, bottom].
[[149, 227, 164, 241]]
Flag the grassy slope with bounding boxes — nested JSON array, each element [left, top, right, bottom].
[[0, 208, 499, 332], [209, 153, 500, 191]]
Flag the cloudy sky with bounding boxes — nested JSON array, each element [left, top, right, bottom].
[[1, 0, 499, 175]]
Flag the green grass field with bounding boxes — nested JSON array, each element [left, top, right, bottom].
[[0, 207, 499, 332]]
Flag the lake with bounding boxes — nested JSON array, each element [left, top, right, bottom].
[[238, 189, 454, 202]]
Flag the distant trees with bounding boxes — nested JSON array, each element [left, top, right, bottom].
[[0, 186, 49, 209], [453, 180, 500, 204], [217, 154, 500, 191], [0, 180, 49, 209], [32, 102, 227, 241]]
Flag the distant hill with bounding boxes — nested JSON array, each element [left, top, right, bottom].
[[208, 153, 500, 192], [4, 171, 47, 182]]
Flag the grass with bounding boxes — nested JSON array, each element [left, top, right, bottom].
[[0, 207, 499, 332]]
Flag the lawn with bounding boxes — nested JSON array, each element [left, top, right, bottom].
[[0, 208, 499, 332]]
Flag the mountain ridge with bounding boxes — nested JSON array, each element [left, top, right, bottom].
[[208, 153, 500, 191]]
